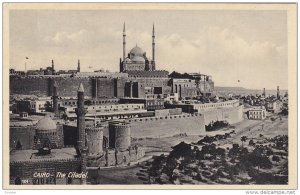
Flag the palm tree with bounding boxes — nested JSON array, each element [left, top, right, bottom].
[[241, 136, 247, 147]]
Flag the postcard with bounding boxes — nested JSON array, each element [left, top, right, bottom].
[[3, 3, 297, 190]]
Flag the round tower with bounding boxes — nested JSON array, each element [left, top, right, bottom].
[[85, 126, 104, 155], [109, 121, 131, 151]]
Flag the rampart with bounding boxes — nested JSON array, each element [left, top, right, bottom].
[[10, 158, 83, 185], [10, 76, 172, 98], [86, 146, 145, 167], [199, 105, 244, 125], [127, 70, 169, 78], [10, 125, 64, 150], [125, 113, 206, 138]]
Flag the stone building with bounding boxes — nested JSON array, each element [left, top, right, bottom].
[[34, 116, 60, 149], [247, 108, 266, 120], [120, 23, 156, 72]]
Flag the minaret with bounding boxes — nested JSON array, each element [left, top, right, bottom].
[[77, 59, 80, 73], [51, 59, 55, 75], [277, 86, 280, 99], [53, 81, 59, 117], [76, 83, 87, 149], [152, 23, 156, 70], [123, 22, 126, 61], [263, 88, 266, 97]]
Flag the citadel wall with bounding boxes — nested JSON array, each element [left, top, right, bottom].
[[199, 105, 244, 125], [10, 76, 172, 98], [86, 146, 145, 167], [126, 113, 206, 138], [10, 158, 83, 185], [9, 126, 35, 150], [10, 125, 64, 150], [10, 77, 50, 96]]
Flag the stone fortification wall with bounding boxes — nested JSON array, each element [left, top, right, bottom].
[[154, 108, 182, 117], [95, 78, 115, 98], [127, 70, 169, 78], [126, 113, 205, 138], [199, 105, 244, 125], [10, 126, 36, 150], [86, 146, 145, 167], [10, 125, 64, 150], [62, 125, 78, 147], [10, 77, 50, 96], [10, 158, 83, 185], [50, 77, 93, 97], [10, 76, 173, 98]]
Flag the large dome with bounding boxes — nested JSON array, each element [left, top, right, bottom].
[[131, 56, 145, 62], [129, 46, 144, 57], [36, 116, 57, 132]]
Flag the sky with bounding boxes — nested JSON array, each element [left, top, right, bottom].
[[9, 9, 288, 90]]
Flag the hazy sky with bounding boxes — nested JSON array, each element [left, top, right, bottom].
[[9, 9, 287, 89]]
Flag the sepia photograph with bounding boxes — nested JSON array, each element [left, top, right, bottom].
[[2, 3, 297, 190]]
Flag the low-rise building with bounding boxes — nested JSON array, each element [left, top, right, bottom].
[[170, 100, 240, 113], [247, 108, 266, 120], [13, 99, 50, 114], [265, 100, 283, 113], [119, 97, 164, 111]]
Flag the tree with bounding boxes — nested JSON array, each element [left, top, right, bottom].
[[248, 147, 273, 171], [216, 147, 226, 158], [170, 142, 192, 159], [249, 139, 255, 147], [149, 154, 166, 183], [272, 155, 280, 164], [241, 136, 247, 147]]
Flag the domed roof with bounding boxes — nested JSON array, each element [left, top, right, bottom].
[[36, 116, 57, 131], [131, 56, 145, 62], [130, 45, 144, 57], [124, 58, 132, 62]]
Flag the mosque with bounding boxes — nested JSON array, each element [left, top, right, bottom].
[[120, 23, 156, 72]]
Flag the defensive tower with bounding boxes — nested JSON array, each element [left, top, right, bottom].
[[109, 121, 131, 151]]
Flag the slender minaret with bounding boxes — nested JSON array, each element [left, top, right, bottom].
[[76, 83, 87, 149], [263, 88, 266, 97], [152, 23, 156, 70], [123, 22, 126, 61], [277, 86, 280, 99], [51, 59, 54, 71], [77, 59, 80, 73], [53, 81, 59, 117]]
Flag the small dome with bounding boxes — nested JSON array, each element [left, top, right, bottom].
[[131, 56, 145, 62], [130, 45, 144, 57], [36, 116, 57, 132], [124, 58, 132, 62]]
